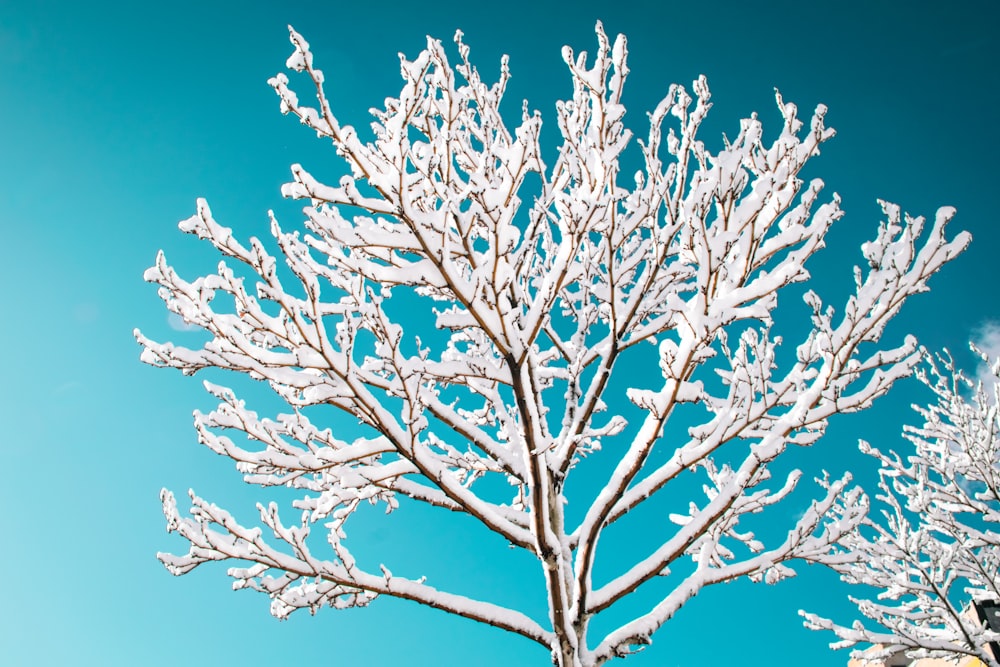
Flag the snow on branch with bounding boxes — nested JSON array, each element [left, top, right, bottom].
[[803, 345, 1000, 666], [137, 21, 968, 666]]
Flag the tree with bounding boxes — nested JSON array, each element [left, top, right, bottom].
[[802, 345, 1000, 666], [135, 23, 969, 666]]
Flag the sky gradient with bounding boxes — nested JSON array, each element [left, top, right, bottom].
[[2, 1, 998, 665]]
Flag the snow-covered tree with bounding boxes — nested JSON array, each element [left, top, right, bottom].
[[802, 346, 1000, 666], [136, 23, 969, 666]]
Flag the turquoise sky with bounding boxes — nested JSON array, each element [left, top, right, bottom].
[[2, 1, 998, 665]]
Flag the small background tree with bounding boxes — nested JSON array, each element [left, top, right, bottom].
[[802, 344, 1000, 666], [137, 23, 969, 666]]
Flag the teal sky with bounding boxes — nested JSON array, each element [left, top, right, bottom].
[[2, 1, 997, 665]]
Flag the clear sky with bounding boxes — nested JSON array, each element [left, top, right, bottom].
[[1, 1, 998, 665]]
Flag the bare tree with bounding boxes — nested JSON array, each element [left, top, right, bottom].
[[803, 345, 1000, 666], [136, 23, 969, 666]]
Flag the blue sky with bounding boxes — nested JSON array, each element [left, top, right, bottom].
[[1, 1, 998, 665]]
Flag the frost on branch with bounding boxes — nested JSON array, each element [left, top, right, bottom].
[[803, 346, 1000, 667], [136, 22, 968, 666]]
